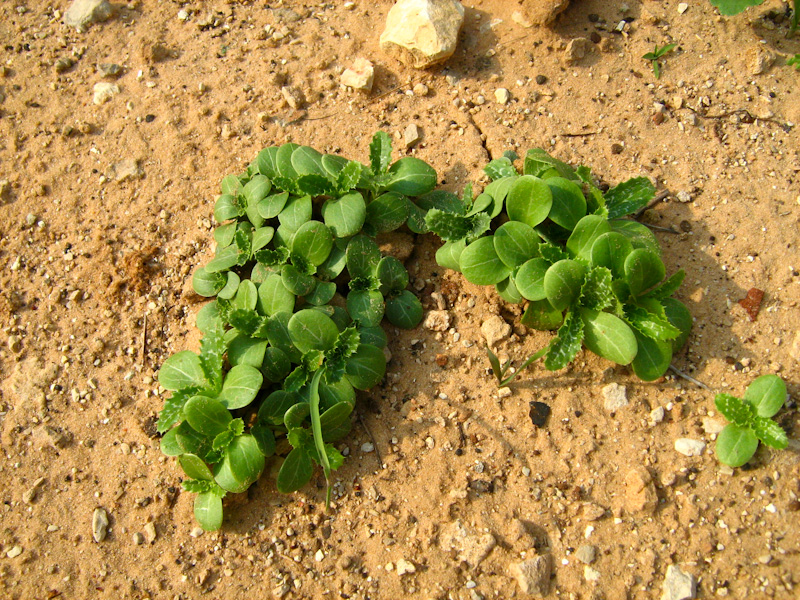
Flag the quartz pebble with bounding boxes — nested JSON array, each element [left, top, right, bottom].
[[674, 438, 706, 457], [662, 564, 696, 600], [494, 88, 511, 104], [602, 383, 628, 412], [93, 507, 109, 542], [93, 82, 120, 105]]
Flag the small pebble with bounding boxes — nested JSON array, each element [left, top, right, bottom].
[[133, 532, 144, 545], [93, 507, 109, 542], [677, 3, 689, 14], [494, 88, 511, 104], [412, 82, 429, 96], [6, 546, 23, 559], [189, 527, 204, 537], [144, 522, 157, 544], [361, 442, 375, 453], [674, 438, 706, 457]]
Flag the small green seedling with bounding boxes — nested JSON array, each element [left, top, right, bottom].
[[642, 43, 676, 78], [715, 374, 788, 467], [486, 345, 547, 388], [788, 54, 800, 70]]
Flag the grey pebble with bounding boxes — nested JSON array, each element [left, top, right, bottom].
[[92, 507, 109, 542]]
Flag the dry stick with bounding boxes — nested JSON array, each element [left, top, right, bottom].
[[358, 413, 383, 468], [633, 189, 670, 219], [668, 364, 711, 391], [141, 314, 148, 369]]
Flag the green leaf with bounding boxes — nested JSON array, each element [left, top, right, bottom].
[[322, 192, 367, 238], [662, 297, 693, 352], [258, 389, 300, 426], [625, 303, 681, 341], [493, 221, 539, 269], [377, 256, 409, 294], [336, 160, 363, 193], [257, 273, 295, 316], [405, 200, 429, 234], [266, 312, 301, 363], [460, 236, 511, 285], [709, 0, 764, 16], [317, 243, 347, 280], [214, 223, 237, 248], [278, 195, 313, 233], [291, 221, 333, 266], [170, 421, 212, 457], [566, 215, 612, 261], [262, 346, 292, 382], [624, 249, 665, 296], [642, 269, 685, 300], [194, 491, 224, 531], [579, 266, 614, 311], [384, 157, 437, 196], [605, 177, 655, 219], [257, 191, 290, 219], [580, 308, 638, 365], [366, 192, 411, 233], [217, 271, 240, 300], [291, 145, 327, 177], [543, 259, 587, 311], [297, 174, 337, 196], [192, 266, 227, 297], [506, 175, 553, 228], [425, 209, 490, 243], [232, 278, 258, 311], [159, 351, 207, 392], [516, 258, 550, 301], [320, 402, 354, 442], [346, 235, 381, 278], [385, 290, 423, 329], [227, 334, 268, 368], [212, 430, 235, 452], [159, 427, 183, 456], [744, 374, 786, 418], [538, 241, 570, 264], [547, 177, 587, 231], [716, 424, 759, 467], [497, 276, 523, 304], [307, 369, 333, 506], [484, 157, 518, 180], [590, 232, 633, 279], [205, 245, 239, 274], [416, 189, 466, 214], [198, 320, 225, 391], [288, 309, 340, 353], [180, 453, 214, 481], [610, 220, 661, 256], [184, 395, 232, 438], [520, 298, 564, 331], [715, 393, 756, 427], [214, 434, 265, 494], [751, 417, 788, 449], [523, 148, 577, 180], [630, 330, 672, 381], [544, 310, 584, 370], [281, 263, 316, 296], [255, 146, 279, 178], [251, 422, 276, 457], [214, 194, 242, 222], [435, 239, 466, 272], [276, 143, 300, 179], [347, 289, 385, 327], [345, 344, 386, 390], [370, 131, 393, 176], [218, 365, 263, 410], [306, 280, 337, 306], [276, 447, 313, 493], [243, 172, 271, 205]]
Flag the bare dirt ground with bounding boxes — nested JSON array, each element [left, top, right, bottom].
[[1, 1, 799, 598]]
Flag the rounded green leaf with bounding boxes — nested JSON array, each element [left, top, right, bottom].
[[484, 176, 518, 207], [252, 227, 275, 253], [520, 298, 564, 330], [384, 157, 437, 196], [460, 237, 511, 285], [366, 192, 410, 233], [751, 416, 788, 449], [320, 377, 356, 411], [276, 447, 313, 493], [205, 245, 239, 274], [466, 192, 493, 216], [258, 389, 300, 426], [292, 220, 334, 266], [546, 177, 587, 231], [317, 243, 347, 281], [566, 215, 612, 261], [543, 259, 587, 311], [217, 271, 241, 300], [580, 308, 638, 365], [232, 279, 258, 311], [322, 192, 367, 238], [716, 424, 759, 467], [192, 266, 227, 297], [214, 434, 265, 494], [320, 402, 354, 442], [590, 232, 633, 279], [266, 312, 301, 363], [276, 143, 300, 179], [291, 145, 327, 177], [435, 239, 466, 272], [257, 274, 295, 316], [345, 344, 387, 390], [228, 334, 267, 368], [662, 297, 692, 352], [493, 221, 539, 269], [611, 220, 660, 256], [180, 453, 214, 481], [196, 302, 220, 334], [251, 423, 276, 457], [347, 290, 385, 327], [497, 277, 523, 304], [214, 222, 237, 248], [194, 492, 224, 532], [346, 235, 381, 278], [284, 403, 311, 430], [281, 264, 316, 296], [516, 258, 550, 301], [506, 175, 553, 228], [160, 428, 183, 456], [184, 395, 232, 438], [261, 346, 291, 382], [377, 256, 409, 294], [321, 154, 349, 178], [258, 191, 290, 219], [278, 195, 313, 233], [744, 374, 787, 418], [385, 290, 423, 329], [218, 365, 263, 410], [358, 325, 387, 348], [158, 351, 207, 391], [630, 331, 672, 381], [624, 249, 666, 296], [305, 280, 337, 306], [288, 309, 340, 353], [214, 194, 241, 222], [256, 146, 279, 178]]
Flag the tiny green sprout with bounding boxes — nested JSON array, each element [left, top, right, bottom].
[[788, 54, 800, 70], [486, 345, 547, 388], [715, 374, 788, 467], [642, 43, 676, 78]]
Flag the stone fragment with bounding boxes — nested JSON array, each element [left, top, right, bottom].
[[380, 0, 465, 68], [701, 417, 725, 435], [650, 406, 665, 424], [584, 565, 601, 581], [674, 438, 706, 457], [676, 190, 692, 203], [528, 401, 550, 428], [64, 0, 113, 32], [581, 502, 606, 521], [602, 383, 628, 412], [424, 310, 451, 332], [144, 522, 157, 544], [481, 315, 511, 347], [413, 82, 430, 96], [625, 467, 658, 514], [511, 10, 533, 28], [93, 82, 120, 105], [494, 88, 511, 104], [54, 57, 75, 73], [575, 545, 596, 565], [396, 559, 416, 575], [441, 520, 496, 567], [93, 507, 109, 542], [281, 86, 305, 109], [790, 330, 800, 362], [564, 37, 592, 63], [677, 3, 689, 14], [661, 564, 696, 600], [108, 159, 144, 182], [746, 45, 776, 75], [509, 553, 551, 596], [404, 123, 422, 148], [520, 0, 570, 25], [32, 425, 70, 449], [97, 63, 123, 78], [341, 58, 374, 92]]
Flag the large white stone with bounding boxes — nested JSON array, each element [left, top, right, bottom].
[[380, 0, 464, 68], [64, 0, 113, 32], [661, 564, 696, 600]]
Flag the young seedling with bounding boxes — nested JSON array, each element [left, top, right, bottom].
[[715, 374, 788, 467], [486, 345, 547, 388], [642, 43, 676, 78]]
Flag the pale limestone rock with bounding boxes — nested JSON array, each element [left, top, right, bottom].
[[341, 58, 374, 92], [424, 310, 451, 332], [93, 507, 109, 542], [441, 520, 496, 567], [520, 0, 570, 26], [602, 383, 628, 412], [509, 553, 552, 596], [564, 37, 592, 64], [661, 564, 697, 600], [380, 0, 465, 68], [482, 315, 511, 347], [93, 82, 120, 105], [625, 467, 658, 514], [674, 438, 706, 457], [746, 45, 776, 75], [64, 0, 112, 32]]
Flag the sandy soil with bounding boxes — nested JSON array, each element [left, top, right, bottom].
[[0, 1, 799, 598]]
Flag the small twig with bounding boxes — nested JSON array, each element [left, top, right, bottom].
[[633, 189, 670, 219], [560, 131, 598, 138], [646, 224, 680, 234], [358, 413, 382, 468], [141, 314, 148, 369], [668, 364, 710, 391]]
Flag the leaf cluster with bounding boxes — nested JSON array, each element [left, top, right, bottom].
[[160, 133, 434, 530], [429, 148, 692, 382], [715, 375, 788, 467]]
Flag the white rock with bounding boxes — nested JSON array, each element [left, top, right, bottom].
[[441, 520, 496, 567], [494, 88, 511, 104], [511, 10, 533, 28], [661, 564, 696, 600], [144, 522, 157, 544], [564, 37, 592, 64], [674, 438, 706, 457], [481, 315, 511, 347], [575, 545, 596, 565], [340, 58, 374, 92], [6, 546, 23, 558], [404, 123, 422, 148], [64, 0, 112, 32], [396, 558, 416, 575], [584, 565, 601, 582], [93, 82, 120, 105], [509, 553, 551, 596], [424, 310, 451, 332], [380, 0, 465, 68], [650, 406, 665, 424], [602, 383, 628, 412], [677, 3, 689, 14], [189, 527, 204, 538], [360, 442, 375, 453], [280, 86, 305, 110], [92, 507, 109, 542], [701, 417, 725, 435]]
